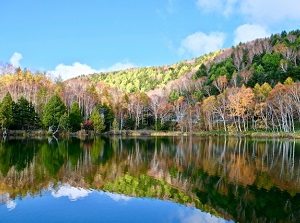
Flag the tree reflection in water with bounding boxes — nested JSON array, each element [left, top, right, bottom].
[[0, 136, 300, 222]]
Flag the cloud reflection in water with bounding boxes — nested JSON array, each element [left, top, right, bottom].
[[51, 184, 92, 201], [6, 200, 17, 211], [104, 191, 132, 202], [178, 209, 234, 223]]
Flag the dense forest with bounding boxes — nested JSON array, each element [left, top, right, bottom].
[[1, 29, 300, 134]]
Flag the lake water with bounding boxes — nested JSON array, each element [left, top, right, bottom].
[[0, 136, 300, 223]]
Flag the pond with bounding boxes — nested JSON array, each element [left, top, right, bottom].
[[0, 136, 300, 222]]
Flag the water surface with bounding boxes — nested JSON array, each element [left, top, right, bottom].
[[0, 136, 300, 222]]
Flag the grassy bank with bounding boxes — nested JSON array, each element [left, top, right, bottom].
[[107, 130, 300, 139], [2, 129, 300, 139], [1, 130, 48, 137], [192, 130, 300, 139]]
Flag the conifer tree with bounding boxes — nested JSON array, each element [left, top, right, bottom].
[[12, 97, 40, 129], [69, 102, 83, 132], [90, 107, 105, 133], [0, 92, 14, 129], [59, 112, 70, 130], [111, 118, 118, 134], [98, 104, 114, 131], [42, 94, 66, 131]]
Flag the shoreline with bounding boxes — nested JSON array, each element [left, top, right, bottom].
[[107, 130, 300, 139], [1, 129, 300, 139]]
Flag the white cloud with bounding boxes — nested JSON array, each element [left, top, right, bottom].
[[9, 52, 23, 67], [196, 0, 238, 16], [222, 0, 238, 17], [49, 61, 136, 80], [179, 32, 225, 56], [51, 184, 92, 201], [196, 0, 222, 11], [240, 0, 300, 24], [49, 62, 97, 80], [196, 0, 300, 47], [197, 0, 300, 24], [234, 24, 270, 45]]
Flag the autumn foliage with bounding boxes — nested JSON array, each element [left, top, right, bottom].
[[1, 30, 300, 132]]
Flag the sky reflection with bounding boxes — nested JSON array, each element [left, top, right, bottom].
[[178, 209, 234, 223], [6, 200, 16, 211], [50, 183, 92, 201], [0, 183, 233, 223], [104, 191, 132, 202]]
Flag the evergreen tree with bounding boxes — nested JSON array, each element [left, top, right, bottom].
[[42, 94, 66, 131], [69, 102, 83, 132], [90, 107, 105, 133], [36, 86, 49, 116], [111, 118, 118, 134], [12, 97, 40, 129], [0, 92, 14, 129], [59, 112, 70, 130], [95, 104, 114, 131]]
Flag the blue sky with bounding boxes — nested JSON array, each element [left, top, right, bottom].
[[1, 0, 300, 80]]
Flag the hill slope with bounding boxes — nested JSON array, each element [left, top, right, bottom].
[[70, 29, 300, 98], [1, 29, 300, 133], [88, 51, 220, 93]]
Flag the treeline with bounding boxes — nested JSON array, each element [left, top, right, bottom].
[[0, 91, 113, 134], [0, 30, 300, 133]]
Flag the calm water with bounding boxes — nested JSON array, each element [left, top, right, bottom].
[[0, 136, 300, 223]]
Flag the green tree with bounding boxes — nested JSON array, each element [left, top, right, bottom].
[[90, 107, 105, 133], [111, 118, 118, 134], [0, 92, 14, 129], [97, 104, 114, 131], [69, 102, 83, 132], [36, 86, 49, 116], [283, 77, 294, 85], [253, 83, 272, 102], [42, 94, 66, 131], [262, 53, 281, 72], [169, 90, 180, 102], [12, 97, 40, 129], [194, 64, 207, 79], [59, 112, 70, 130]]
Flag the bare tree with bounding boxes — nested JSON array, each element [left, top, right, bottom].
[[212, 75, 228, 93]]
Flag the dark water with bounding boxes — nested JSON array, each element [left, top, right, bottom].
[[0, 136, 300, 223]]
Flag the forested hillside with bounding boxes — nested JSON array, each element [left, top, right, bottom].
[[0, 29, 300, 133], [89, 51, 219, 93]]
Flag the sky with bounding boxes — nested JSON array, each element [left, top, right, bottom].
[[1, 0, 300, 80]]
